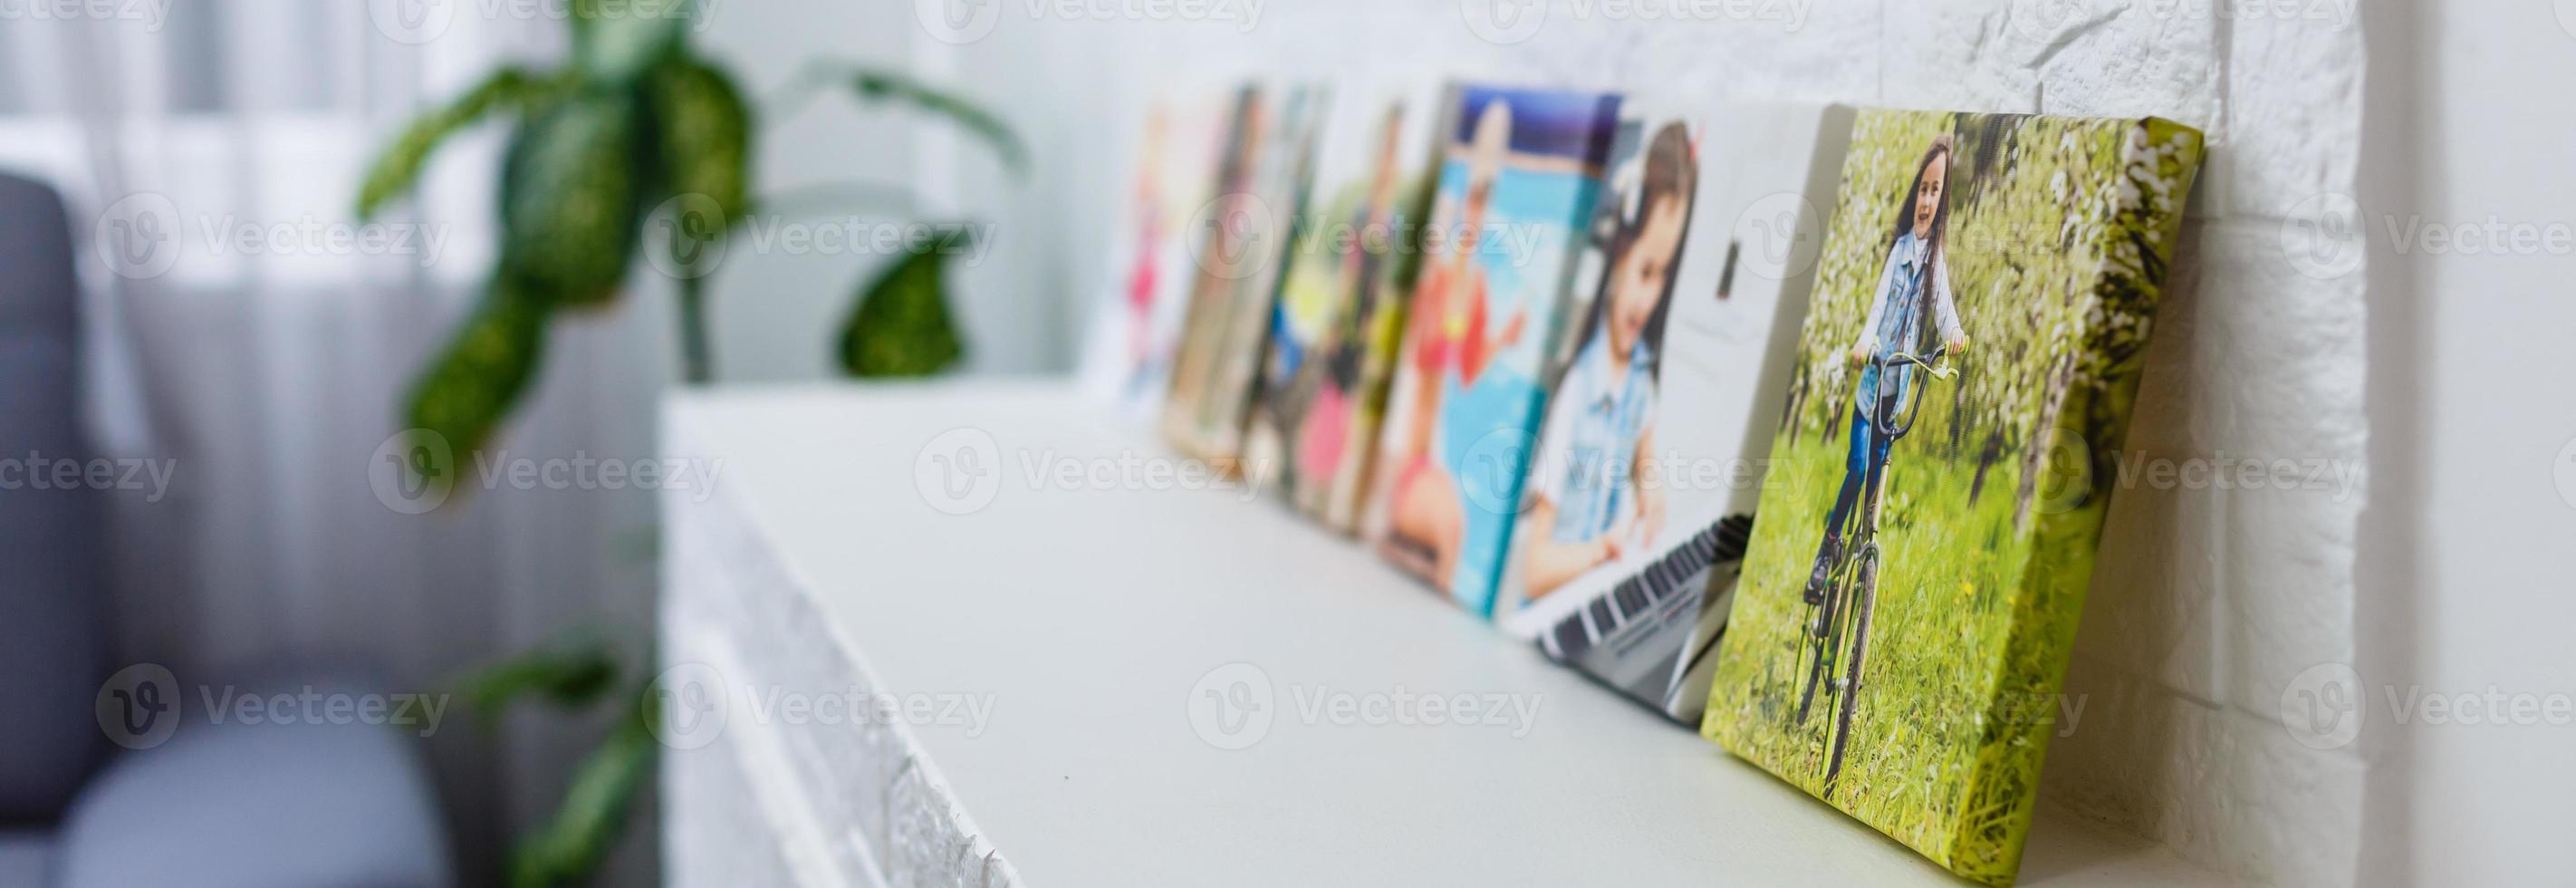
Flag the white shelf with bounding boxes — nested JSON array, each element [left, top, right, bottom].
[[661, 379, 2228, 887]]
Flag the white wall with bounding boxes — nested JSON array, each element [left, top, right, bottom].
[[690, 0, 921, 381], [690, 0, 1084, 381], [884, 1, 2372, 883], [2358, 1, 2576, 885]]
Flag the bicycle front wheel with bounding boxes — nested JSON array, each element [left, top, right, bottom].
[[1793, 600, 1831, 727], [1823, 546, 1879, 799]]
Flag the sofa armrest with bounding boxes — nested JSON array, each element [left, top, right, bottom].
[[53, 686, 454, 888]]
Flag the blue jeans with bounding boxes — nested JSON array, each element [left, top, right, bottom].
[[1812, 396, 1897, 584]]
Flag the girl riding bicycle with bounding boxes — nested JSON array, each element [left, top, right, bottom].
[[1803, 134, 1971, 601]]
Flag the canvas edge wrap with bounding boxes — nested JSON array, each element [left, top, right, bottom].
[[1314, 83, 1467, 533], [1160, 82, 1264, 467], [1941, 117, 2207, 886]]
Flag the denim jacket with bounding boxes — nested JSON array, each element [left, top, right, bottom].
[[1853, 230, 1964, 410], [1535, 334, 1658, 543]]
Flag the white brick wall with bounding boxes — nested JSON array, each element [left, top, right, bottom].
[[931, 3, 2369, 883]]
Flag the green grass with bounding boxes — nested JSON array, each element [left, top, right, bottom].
[[1708, 420, 2032, 866]]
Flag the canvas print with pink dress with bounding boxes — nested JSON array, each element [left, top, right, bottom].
[[1079, 92, 1236, 422], [1363, 84, 1620, 615], [1244, 81, 1454, 531]]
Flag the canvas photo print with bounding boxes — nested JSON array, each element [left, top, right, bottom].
[[1163, 83, 1326, 468], [1701, 110, 2204, 885], [1362, 84, 1620, 615], [1494, 102, 1853, 724], [1078, 91, 1237, 422], [1242, 80, 1455, 531]]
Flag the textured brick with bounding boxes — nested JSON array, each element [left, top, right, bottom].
[[2083, 477, 2230, 704], [2217, 6, 2367, 218]]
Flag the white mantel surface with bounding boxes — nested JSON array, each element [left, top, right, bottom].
[[659, 380, 2227, 887]]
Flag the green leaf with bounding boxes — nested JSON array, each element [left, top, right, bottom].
[[841, 67, 1027, 175], [356, 67, 567, 220], [838, 245, 967, 378], [457, 639, 622, 726], [500, 90, 649, 307], [404, 277, 549, 470], [509, 697, 658, 888], [572, 0, 691, 85], [643, 55, 754, 220]]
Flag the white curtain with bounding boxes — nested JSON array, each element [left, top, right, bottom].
[[0, 4, 666, 882]]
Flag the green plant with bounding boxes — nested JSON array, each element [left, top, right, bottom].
[[367, 7, 1020, 884], [356, 0, 1023, 465], [457, 636, 656, 888]]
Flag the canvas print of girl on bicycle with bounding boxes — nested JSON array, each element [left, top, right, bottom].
[[1703, 110, 2205, 886], [1802, 132, 1971, 603]]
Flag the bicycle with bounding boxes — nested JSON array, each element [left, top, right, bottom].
[[1790, 344, 1956, 799]]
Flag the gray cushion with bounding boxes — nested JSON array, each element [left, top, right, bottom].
[[0, 171, 108, 821], [0, 830, 54, 888], [54, 685, 454, 888], [0, 172, 79, 336]]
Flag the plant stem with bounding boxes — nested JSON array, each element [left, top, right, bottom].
[[677, 275, 713, 385]]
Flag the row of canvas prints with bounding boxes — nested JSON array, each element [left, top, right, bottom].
[[1076, 77, 2205, 886]]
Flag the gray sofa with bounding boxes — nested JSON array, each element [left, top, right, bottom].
[[0, 171, 454, 888]]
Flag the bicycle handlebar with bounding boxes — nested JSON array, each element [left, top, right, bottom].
[[1877, 345, 1951, 373], [1866, 345, 1959, 439]]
